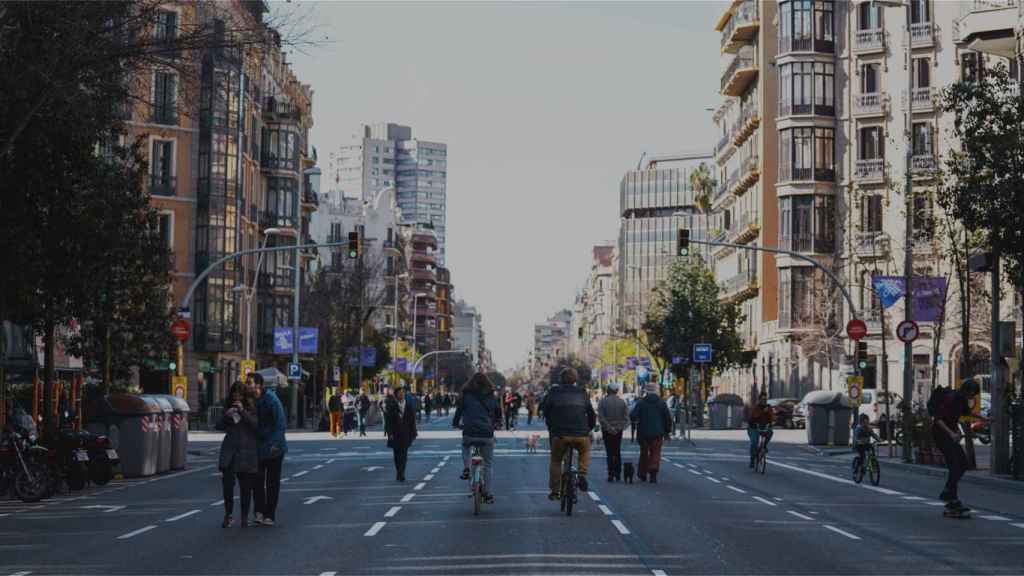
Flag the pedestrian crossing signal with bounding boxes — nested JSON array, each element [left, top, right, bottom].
[[347, 231, 360, 259], [677, 229, 690, 256]]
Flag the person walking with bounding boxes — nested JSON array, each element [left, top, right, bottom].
[[598, 382, 629, 482], [252, 373, 287, 526], [328, 390, 342, 438], [423, 393, 433, 423], [217, 381, 260, 527], [357, 390, 371, 436], [385, 386, 418, 482], [931, 378, 980, 512], [526, 393, 537, 426], [631, 382, 672, 483], [453, 373, 501, 503]]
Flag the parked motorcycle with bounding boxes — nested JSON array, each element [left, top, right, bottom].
[[83, 430, 117, 486], [1, 416, 51, 503]]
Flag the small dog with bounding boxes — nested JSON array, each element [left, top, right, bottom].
[[526, 434, 540, 453], [623, 462, 635, 484]]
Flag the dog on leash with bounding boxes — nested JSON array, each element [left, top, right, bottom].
[[526, 434, 540, 453], [622, 462, 635, 484]]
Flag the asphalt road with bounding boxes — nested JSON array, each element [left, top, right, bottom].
[[3, 414, 1024, 575]]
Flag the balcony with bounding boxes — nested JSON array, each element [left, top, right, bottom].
[[149, 174, 176, 196], [955, 0, 1017, 57], [733, 154, 759, 197], [854, 158, 885, 183], [720, 266, 758, 304], [903, 87, 935, 111], [716, 133, 732, 157], [853, 232, 891, 258], [410, 268, 436, 282], [854, 29, 885, 53], [721, 0, 760, 54], [733, 104, 760, 147], [909, 22, 934, 47], [911, 154, 937, 175], [713, 179, 731, 203], [729, 210, 760, 245], [263, 96, 301, 122], [411, 251, 437, 266], [721, 48, 758, 97], [853, 93, 887, 117]]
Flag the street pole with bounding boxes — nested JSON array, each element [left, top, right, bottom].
[[900, 0, 914, 463], [991, 250, 1009, 474], [392, 274, 400, 389], [291, 197, 301, 428], [357, 255, 365, 395]]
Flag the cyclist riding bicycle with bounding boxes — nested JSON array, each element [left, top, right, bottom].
[[452, 372, 501, 504], [747, 392, 775, 468], [853, 413, 880, 461], [541, 367, 597, 501]]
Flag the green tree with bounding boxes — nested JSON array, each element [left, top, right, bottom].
[[545, 355, 593, 389], [941, 62, 1024, 290], [643, 258, 746, 375], [688, 161, 717, 262]]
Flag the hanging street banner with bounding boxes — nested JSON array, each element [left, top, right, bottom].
[[273, 327, 319, 354], [871, 276, 948, 322]]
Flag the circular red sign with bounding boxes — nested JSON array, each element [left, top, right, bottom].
[[170, 319, 191, 342], [846, 319, 867, 341]]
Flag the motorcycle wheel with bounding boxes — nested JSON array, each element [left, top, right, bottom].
[[14, 461, 50, 503], [89, 460, 112, 486], [67, 462, 87, 491]]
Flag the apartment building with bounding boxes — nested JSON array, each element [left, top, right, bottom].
[[569, 245, 618, 365], [532, 310, 572, 376]]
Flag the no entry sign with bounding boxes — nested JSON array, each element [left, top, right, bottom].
[[170, 319, 191, 342], [846, 319, 867, 341]]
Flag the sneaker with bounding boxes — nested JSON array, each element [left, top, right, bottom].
[[221, 514, 233, 528], [577, 476, 588, 492], [254, 512, 265, 525], [460, 468, 470, 480], [261, 517, 275, 526], [482, 492, 495, 504]]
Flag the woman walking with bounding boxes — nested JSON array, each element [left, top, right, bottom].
[[385, 386, 418, 482], [253, 373, 288, 526], [217, 381, 260, 527]]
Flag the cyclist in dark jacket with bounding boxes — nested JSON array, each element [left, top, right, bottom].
[[453, 373, 501, 502], [542, 368, 597, 499]]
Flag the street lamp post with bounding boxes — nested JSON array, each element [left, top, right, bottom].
[[627, 264, 643, 395], [410, 292, 430, 388], [233, 227, 296, 361], [388, 270, 408, 389]]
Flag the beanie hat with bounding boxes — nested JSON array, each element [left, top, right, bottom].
[[645, 382, 660, 395]]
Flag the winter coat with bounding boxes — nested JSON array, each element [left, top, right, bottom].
[[453, 389, 501, 438], [256, 388, 288, 460], [630, 393, 673, 440], [598, 394, 629, 434], [216, 403, 260, 474], [542, 385, 597, 438], [385, 397, 417, 450]]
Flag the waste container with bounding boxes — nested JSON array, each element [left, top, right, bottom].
[[158, 395, 190, 470], [708, 394, 744, 430], [803, 391, 854, 446], [145, 395, 174, 474], [106, 394, 161, 477]]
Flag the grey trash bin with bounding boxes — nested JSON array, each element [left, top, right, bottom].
[[146, 395, 174, 473], [708, 394, 744, 430], [107, 394, 161, 478], [803, 391, 854, 446], [159, 395, 190, 470]]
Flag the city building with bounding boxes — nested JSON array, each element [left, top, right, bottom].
[[569, 245, 618, 365], [334, 123, 449, 265], [453, 300, 486, 368], [532, 309, 572, 376], [617, 154, 713, 341]]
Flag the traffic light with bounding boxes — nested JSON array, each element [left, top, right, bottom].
[[856, 341, 868, 370], [347, 231, 360, 259], [677, 228, 690, 256]]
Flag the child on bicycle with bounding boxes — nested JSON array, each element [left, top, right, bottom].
[[853, 413, 880, 461]]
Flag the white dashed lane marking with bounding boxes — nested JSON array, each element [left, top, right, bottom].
[[588, 491, 600, 502], [823, 524, 862, 540], [414, 482, 426, 491], [364, 521, 386, 537], [980, 515, 1011, 521], [424, 474, 434, 481], [293, 471, 309, 478], [787, 510, 813, 521], [401, 493, 415, 503], [611, 519, 631, 535], [753, 496, 777, 507], [165, 509, 201, 522], [706, 477, 721, 484], [727, 486, 746, 494], [117, 525, 158, 540], [652, 571, 668, 576], [384, 506, 401, 518], [599, 504, 613, 516]]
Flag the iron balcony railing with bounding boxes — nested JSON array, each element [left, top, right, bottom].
[[721, 49, 755, 93], [149, 174, 176, 196], [854, 29, 885, 52], [853, 92, 885, 116], [910, 22, 934, 47], [854, 158, 885, 181]]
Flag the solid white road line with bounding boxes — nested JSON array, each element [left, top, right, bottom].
[[424, 475, 434, 481], [980, 515, 1012, 521], [823, 524, 862, 540], [1011, 523, 1024, 529], [611, 519, 630, 535], [753, 496, 777, 507], [364, 521, 386, 537], [414, 482, 426, 491], [925, 501, 947, 506], [673, 463, 685, 469], [401, 493, 415, 503], [598, 504, 613, 516], [727, 486, 746, 494], [313, 465, 324, 470], [165, 509, 201, 522], [117, 525, 157, 540], [293, 471, 309, 478], [902, 495, 925, 500], [787, 510, 813, 521], [384, 506, 401, 518], [588, 491, 600, 502], [652, 571, 668, 576], [865, 486, 903, 496], [706, 477, 721, 484]]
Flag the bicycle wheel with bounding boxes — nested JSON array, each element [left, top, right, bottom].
[[869, 455, 880, 486], [559, 473, 568, 512], [852, 456, 864, 484], [756, 448, 767, 474], [473, 485, 481, 515], [565, 475, 575, 517]]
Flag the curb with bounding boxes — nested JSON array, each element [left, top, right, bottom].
[[799, 445, 851, 457]]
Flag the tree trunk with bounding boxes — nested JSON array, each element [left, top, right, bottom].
[[43, 318, 56, 442]]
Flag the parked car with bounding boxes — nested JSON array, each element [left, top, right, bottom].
[[768, 398, 800, 429]]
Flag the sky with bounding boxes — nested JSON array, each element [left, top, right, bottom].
[[287, 1, 723, 370]]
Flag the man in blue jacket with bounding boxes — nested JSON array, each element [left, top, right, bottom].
[[453, 373, 501, 503], [250, 372, 288, 526]]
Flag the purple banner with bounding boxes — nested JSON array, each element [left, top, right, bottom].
[[872, 276, 948, 322]]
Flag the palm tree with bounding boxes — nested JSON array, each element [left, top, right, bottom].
[[688, 161, 717, 263]]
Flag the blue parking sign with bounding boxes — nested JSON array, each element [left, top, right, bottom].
[[287, 362, 301, 380], [693, 344, 713, 364]]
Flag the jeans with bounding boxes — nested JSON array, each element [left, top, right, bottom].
[[549, 436, 591, 493], [638, 436, 663, 476], [462, 437, 495, 492], [259, 455, 284, 521], [222, 471, 257, 517], [748, 427, 773, 460], [393, 447, 408, 479], [933, 425, 967, 500], [602, 430, 623, 479], [358, 411, 367, 435]]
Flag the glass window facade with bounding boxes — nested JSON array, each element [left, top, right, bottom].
[[779, 61, 833, 116], [778, 195, 834, 253], [779, 0, 834, 54], [779, 127, 834, 182], [779, 267, 820, 329]]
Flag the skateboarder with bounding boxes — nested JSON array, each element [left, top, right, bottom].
[[929, 378, 981, 516]]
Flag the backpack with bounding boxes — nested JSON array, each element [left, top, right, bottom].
[[926, 386, 950, 417]]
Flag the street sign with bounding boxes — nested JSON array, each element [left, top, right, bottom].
[[896, 320, 920, 343], [361, 347, 376, 367], [395, 358, 408, 372], [332, 366, 341, 382], [240, 360, 256, 381], [170, 319, 191, 342], [178, 307, 191, 320], [287, 362, 302, 380], [171, 375, 187, 399], [672, 356, 683, 365], [846, 319, 867, 341], [693, 344, 712, 364], [273, 327, 319, 354], [847, 375, 863, 404]]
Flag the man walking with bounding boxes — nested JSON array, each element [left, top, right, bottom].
[[327, 389, 342, 438], [251, 373, 287, 525], [542, 368, 597, 500], [357, 390, 371, 436], [598, 382, 628, 482], [631, 382, 672, 483]]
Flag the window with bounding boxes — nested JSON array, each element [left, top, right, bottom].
[[779, 62, 832, 116], [157, 213, 173, 249], [794, 127, 814, 180], [814, 127, 834, 181], [779, 0, 833, 54], [154, 10, 178, 43], [813, 195, 835, 252], [863, 195, 883, 233], [859, 126, 884, 160], [913, 193, 935, 243], [153, 71, 177, 124], [861, 62, 880, 93], [814, 0, 834, 52], [858, 1, 881, 30], [913, 58, 931, 88], [912, 122, 932, 156], [151, 139, 174, 195], [814, 62, 834, 115], [961, 52, 985, 83], [911, 0, 929, 24], [779, 268, 820, 328], [793, 0, 813, 51]]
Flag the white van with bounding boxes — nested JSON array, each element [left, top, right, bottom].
[[859, 389, 901, 426]]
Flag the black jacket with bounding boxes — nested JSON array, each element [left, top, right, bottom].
[[542, 385, 596, 438], [385, 397, 417, 450], [631, 393, 673, 440], [357, 394, 371, 413], [453, 390, 500, 438]]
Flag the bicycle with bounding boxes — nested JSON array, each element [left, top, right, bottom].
[[559, 444, 581, 517], [753, 424, 771, 474], [467, 441, 487, 515], [852, 439, 881, 486]]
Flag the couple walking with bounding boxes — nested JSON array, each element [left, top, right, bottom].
[[598, 382, 671, 483], [216, 372, 288, 528]]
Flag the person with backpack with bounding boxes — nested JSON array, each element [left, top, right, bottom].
[[929, 378, 980, 513]]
